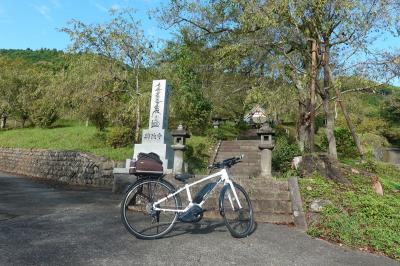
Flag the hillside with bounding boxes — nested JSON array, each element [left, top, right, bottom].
[[0, 48, 66, 66]]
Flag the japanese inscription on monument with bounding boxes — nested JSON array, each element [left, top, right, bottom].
[[132, 80, 173, 170]]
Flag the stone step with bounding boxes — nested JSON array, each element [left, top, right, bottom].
[[222, 140, 260, 145], [216, 151, 260, 155], [219, 146, 260, 151], [203, 211, 293, 224], [229, 171, 260, 175], [216, 154, 260, 160]]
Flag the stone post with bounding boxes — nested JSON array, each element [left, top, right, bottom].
[[171, 125, 190, 174], [257, 123, 275, 178]]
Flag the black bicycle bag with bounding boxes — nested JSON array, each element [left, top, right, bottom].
[[129, 152, 163, 176]]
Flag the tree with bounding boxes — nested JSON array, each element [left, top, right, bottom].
[[159, 0, 399, 159], [61, 8, 153, 138]]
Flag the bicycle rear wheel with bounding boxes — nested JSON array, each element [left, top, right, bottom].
[[221, 182, 254, 238], [121, 178, 181, 239]]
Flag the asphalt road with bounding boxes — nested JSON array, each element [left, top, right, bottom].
[[0, 172, 398, 266]]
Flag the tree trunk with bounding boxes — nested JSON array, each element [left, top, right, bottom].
[[322, 94, 338, 158], [0, 115, 6, 129], [321, 46, 338, 159], [297, 100, 311, 153], [309, 40, 317, 153], [325, 50, 364, 160], [134, 69, 141, 143]]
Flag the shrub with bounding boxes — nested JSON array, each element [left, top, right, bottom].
[[321, 127, 358, 158], [272, 136, 301, 171], [383, 127, 400, 146], [184, 136, 213, 174], [206, 121, 239, 141], [30, 104, 59, 128], [359, 133, 389, 157], [106, 126, 134, 148], [88, 109, 108, 131]]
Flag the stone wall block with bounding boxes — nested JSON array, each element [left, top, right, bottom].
[[0, 148, 115, 188]]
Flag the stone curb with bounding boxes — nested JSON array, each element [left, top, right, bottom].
[[288, 176, 308, 231]]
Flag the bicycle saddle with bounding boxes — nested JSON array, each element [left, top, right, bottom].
[[175, 173, 194, 182]]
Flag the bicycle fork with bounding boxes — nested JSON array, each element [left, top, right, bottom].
[[219, 171, 243, 216]]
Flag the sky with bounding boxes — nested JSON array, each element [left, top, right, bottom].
[[0, 0, 399, 51], [0, 0, 170, 50], [0, 0, 399, 85]]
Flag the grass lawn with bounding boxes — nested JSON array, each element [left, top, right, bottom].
[[0, 122, 133, 161], [299, 161, 400, 260], [0, 121, 214, 165]]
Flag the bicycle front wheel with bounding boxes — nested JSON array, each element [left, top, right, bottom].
[[121, 178, 181, 239], [221, 182, 254, 238]]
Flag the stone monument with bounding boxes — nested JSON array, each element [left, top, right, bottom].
[[113, 80, 174, 176], [133, 80, 174, 171]]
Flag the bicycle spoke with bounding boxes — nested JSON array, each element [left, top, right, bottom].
[[121, 179, 179, 239]]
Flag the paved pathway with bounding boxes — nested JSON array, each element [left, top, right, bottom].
[[0, 172, 398, 266]]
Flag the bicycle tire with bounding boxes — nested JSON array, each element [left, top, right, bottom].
[[221, 182, 254, 238], [121, 178, 181, 239]]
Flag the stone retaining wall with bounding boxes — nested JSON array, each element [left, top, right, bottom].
[[0, 148, 118, 187]]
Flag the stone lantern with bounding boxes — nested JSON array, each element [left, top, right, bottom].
[[171, 124, 190, 174], [212, 116, 221, 128], [257, 123, 275, 178]]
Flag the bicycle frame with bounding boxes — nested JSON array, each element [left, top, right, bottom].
[[152, 168, 242, 213]]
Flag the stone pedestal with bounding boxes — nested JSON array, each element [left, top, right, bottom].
[[259, 144, 274, 178], [172, 144, 185, 174], [257, 123, 275, 178]]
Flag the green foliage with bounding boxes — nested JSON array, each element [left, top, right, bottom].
[[381, 94, 400, 124], [321, 127, 358, 158], [30, 101, 59, 128], [88, 108, 108, 131], [106, 127, 134, 148], [272, 135, 301, 172], [206, 121, 239, 141], [307, 226, 322, 238], [300, 166, 400, 260], [162, 39, 212, 134], [0, 48, 66, 70], [184, 136, 214, 174], [383, 127, 400, 146]]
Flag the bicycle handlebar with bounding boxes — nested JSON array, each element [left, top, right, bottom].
[[208, 154, 244, 169]]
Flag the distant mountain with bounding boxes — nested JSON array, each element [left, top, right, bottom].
[[0, 48, 67, 66]]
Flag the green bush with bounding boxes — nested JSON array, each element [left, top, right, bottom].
[[383, 127, 400, 146], [88, 109, 108, 131], [184, 136, 213, 174], [30, 104, 59, 128], [272, 136, 301, 171], [206, 121, 239, 141], [106, 126, 134, 148], [359, 133, 389, 157], [321, 127, 358, 158]]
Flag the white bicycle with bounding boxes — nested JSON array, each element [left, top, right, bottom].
[[121, 155, 254, 239]]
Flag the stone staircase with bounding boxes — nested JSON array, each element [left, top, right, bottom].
[[214, 140, 261, 178], [166, 176, 294, 225], [201, 139, 296, 225]]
